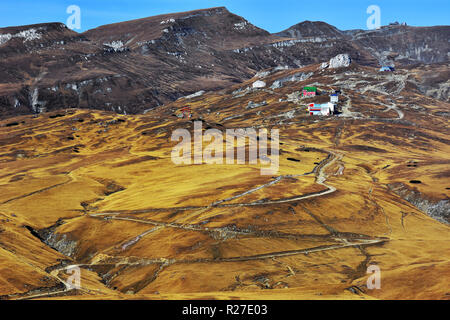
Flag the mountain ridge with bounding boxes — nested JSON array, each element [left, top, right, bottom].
[[0, 7, 448, 118]]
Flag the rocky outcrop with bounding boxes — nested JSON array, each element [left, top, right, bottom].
[[42, 233, 78, 257], [33, 220, 79, 257], [388, 183, 450, 224], [246, 100, 267, 109], [328, 53, 352, 69], [270, 72, 313, 89]]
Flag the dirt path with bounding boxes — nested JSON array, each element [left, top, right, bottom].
[[17, 234, 385, 300], [91, 148, 342, 218], [340, 93, 403, 121], [213, 149, 341, 207], [85, 148, 346, 255], [13, 145, 361, 299], [167, 147, 341, 224], [89, 214, 347, 242]]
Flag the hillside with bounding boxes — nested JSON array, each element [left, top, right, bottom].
[[0, 7, 449, 118], [0, 61, 449, 300]]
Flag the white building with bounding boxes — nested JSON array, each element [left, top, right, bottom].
[[308, 102, 335, 116], [330, 94, 339, 103]]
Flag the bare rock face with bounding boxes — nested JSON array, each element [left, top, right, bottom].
[[270, 72, 313, 89], [346, 25, 450, 66], [328, 53, 352, 68], [411, 63, 450, 102], [388, 183, 450, 225]]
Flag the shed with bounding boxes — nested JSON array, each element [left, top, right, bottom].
[[307, 102, 334, 116], [330, 94, 339, 103], [302, 86, 317, 97], [379, 66, 395, 72]]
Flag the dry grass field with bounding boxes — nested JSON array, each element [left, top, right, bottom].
[[0, 63, 449, 300]]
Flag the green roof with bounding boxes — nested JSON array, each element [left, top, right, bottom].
[[303, 87, 317, 92]]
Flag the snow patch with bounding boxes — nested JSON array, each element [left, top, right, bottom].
[[271, 37, 328, 48], [184, 90, 205, 99], [160, 18, 175, 24], [17, 28, 42, 42], [30, 88, 46, 113], [320, 62, 329, 69], [0, 34, 12, 45], [0, 28, 42, 45], [274, 65, 290, 71], [252, 80, 266, 89], [255, 70, 271, 79], [103, 40, 126, 52], [233, 47, 253, 53], [234, 22, 248, 30]]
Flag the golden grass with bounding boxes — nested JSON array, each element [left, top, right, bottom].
[[0, 65, 449, 300]]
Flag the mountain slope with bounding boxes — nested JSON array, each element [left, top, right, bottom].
[[0, 61, 449, 300], [0, 7, 448, 118]]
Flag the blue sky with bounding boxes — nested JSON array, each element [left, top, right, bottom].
[[1, 0, 449, 32]]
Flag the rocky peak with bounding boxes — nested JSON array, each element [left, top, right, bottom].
[[276, 21, 345, 40], [82, 6, 268, 50]]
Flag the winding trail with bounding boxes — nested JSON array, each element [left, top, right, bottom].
[[340, 93, 403, 121], [221, 150, 341, 206], [91, 148, 342, 216], [16, 234, 385, 300], [14, 144, 388, 299]]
